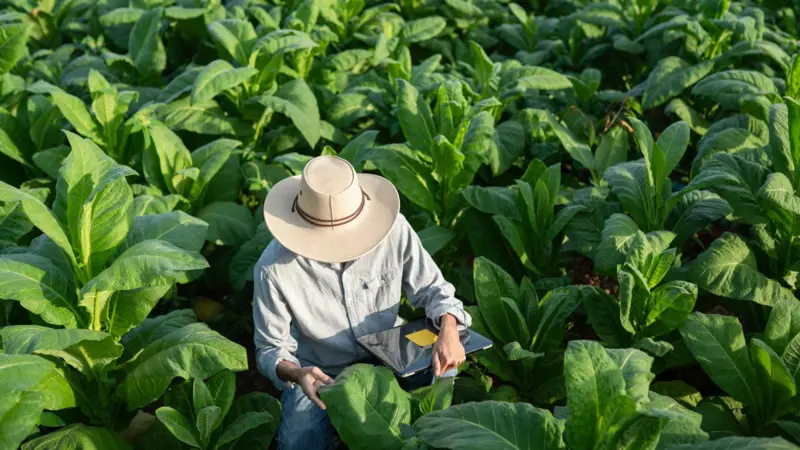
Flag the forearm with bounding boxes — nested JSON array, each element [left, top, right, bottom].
[[276, 359, 301, 383]]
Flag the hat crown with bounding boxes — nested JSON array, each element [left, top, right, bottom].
[[297, 156, 363, 226]]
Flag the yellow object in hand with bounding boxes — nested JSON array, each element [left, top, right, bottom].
[[405, 329, 438, 347]]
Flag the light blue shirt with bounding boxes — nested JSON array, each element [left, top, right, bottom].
[[253, 214, 472, 390]]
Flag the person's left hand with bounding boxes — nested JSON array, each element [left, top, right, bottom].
[[432, 314, 466, 376]]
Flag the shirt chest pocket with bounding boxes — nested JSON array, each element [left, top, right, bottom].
[[361, 269, 400, 305]]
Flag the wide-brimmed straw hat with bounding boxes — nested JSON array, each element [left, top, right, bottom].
[[263, 156, 400, 263]]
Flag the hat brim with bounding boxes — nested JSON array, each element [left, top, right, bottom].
[[263, 174, 400, 263]]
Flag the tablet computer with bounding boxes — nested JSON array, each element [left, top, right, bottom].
[[356, 318, 493, 378]]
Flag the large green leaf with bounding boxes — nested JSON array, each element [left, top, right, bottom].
[[80, 240, 207, 328], [415, 401, 565, 449], [121, 309, 196, 361], [218, 392, 280, 450], [208, 19, 257, 66], [319, 364, 410, 450], [0, 23, 30, 75], [0, 181, 75, 268], [594, 213, 640, 275], [692, 70, 777, 109], [192, 60, 257, 104], [0, 354, 74, 410], [367, 144, 439, 213], [750, 338, 796, 422], [196, 201, 256, 246], [546, 112, 594, 170], [144, 124, 193, 194], [668, 437, 798, 449], [118, 323, 247, 409], [129, 8, 166, 77], [396, 79, 435, 152], [685, 153, 768, 224], [638, 281, 697, 338], [106, 286, 172, 339], [21, 424, 131, 450], [642, 58, 714, 109], [189, 139, 241, 203], [0, 253, 80, 327], [158, 99, 252, 137], [120, 211, 208, 254], [400, 17, 446, 44], [531, 287, 582, 353], [246, 79, 320, 147], [679, 313, 762, 412], [764, 299, 800, 356], [229, 223, 272, 291], [607, 348, 655, 405], [156, 407, 200, 448], [564, 340, 626, 450], [689, 233, 794, 306], [1, 326, 108, 355], [666, 190, 732, 246]]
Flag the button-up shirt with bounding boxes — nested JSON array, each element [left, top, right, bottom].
[[253, 214, 472, 390]]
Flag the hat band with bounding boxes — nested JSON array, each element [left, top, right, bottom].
[[291, 190, 371, 229]]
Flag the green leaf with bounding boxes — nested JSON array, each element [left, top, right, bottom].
[[156, 407, 200, 448], [0, 23, 30, 75], [689, 233, 794, 306], [685, 153, 768, 224], [196, 201, 255, 246], [229, 223, 272, 291], [503, 342, 543, 361], [121, 309, 196, 361], [118, 323, 247, 409], [417, 225, 455, 256], [0, 254, 80, 327], [666, 190, 732, 246], [144, 124, 193, 194], [338, 130, 379, 172], [396, 79, 435, 152], [764, 298, 800, 356], [120, 211, 208, 254], [129, 8, 166, 77], [462, 186, 519, 220], [215, 410, 273, 448], [490, 119, 526, 176], [694, 397, 745, 439], [595, 127, 629, 178], [414, 401, 565, 450], [218, 392, 280, 450], [666, 99, 709, 135], [657, 121, 691, 177], [1, 326, 108, 355], [319, 364, 410, 450], [208, 19, 257, 67], [564, 340, 626, 450], [532, 287, 582, 353], [410, 377, 454, 422], [605, 162, 650, 229], [667, 437, 799, 449], [639, 281, 697, 338], [642, 58, 714, 109], [679, 313, 762, 411], [159, 99, 252, 137], [80, 240, 207, 327], [246, 79, 320, 147], [594, 214, 640, 275], [582, 286, 630, 348], [206, 370, 236, 421], [367, 145, 439, 213], [196, 405, 222, 445], [692, 70, 777, 110], [750, 338, 796, 422], [192, 60, 257, 104], [21, 424, 132, 450], [0, 353, 75, 409], [607, 348, 655, 405], [758, 172, 800, 234], [49, 90, 102, 143], [400, 17, 446, 44], [546, 112, 594, 170]]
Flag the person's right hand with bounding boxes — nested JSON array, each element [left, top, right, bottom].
[[294, 366, 334, 410]]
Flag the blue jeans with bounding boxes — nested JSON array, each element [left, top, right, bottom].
[[275, 368, 457, 450]]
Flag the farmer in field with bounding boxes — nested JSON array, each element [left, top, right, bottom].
[[253, 156, 471, 450]]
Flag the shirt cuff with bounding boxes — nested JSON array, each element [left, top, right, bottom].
[[258, 349, 300, 391], [430, 305, 472, 331]]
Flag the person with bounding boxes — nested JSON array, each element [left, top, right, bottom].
[[253, 156, 472, 450]]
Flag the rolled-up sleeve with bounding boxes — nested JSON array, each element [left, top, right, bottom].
[[398, 217, 472, 329], [253, 265, 300, 390]]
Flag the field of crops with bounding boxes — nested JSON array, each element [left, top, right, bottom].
[[4, 0, 800, 448]]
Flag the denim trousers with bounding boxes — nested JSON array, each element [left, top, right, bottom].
[[276, 368, 458, 450]]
